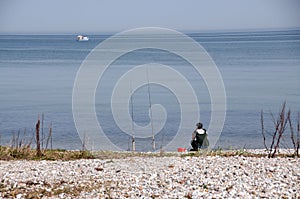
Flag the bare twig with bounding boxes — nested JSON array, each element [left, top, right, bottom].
[[36, 117, 42, 157], [19, 128, 26, 148], [266, 102, 288, 158], [45, 122, 52, 150], [11, 131, 16, 149], [271, 102, 288, 158], [16, 129, 20, 149], [288, 110, 296, 155], [41, 113, 44, 149], [297, 112, 300, 156], [261, 110, 268, 151], [28, 130, 34, 149], [270, 111, 277, 126], [268, 121, 279, 158], [17, 128, 25, 149], [82, 132, 87, 152]]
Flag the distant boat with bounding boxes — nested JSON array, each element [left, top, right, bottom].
[[76, 35, 89, 41]]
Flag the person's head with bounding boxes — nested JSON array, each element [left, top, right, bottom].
[[196, 122, 203, 129]]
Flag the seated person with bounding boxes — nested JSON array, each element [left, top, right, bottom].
[[190, 122, 209, 151]]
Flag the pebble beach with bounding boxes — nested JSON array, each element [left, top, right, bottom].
[[1, 152, 299, 199]]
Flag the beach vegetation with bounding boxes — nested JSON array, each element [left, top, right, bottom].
[[1, 111, 300, 160], [261, 101, 300, 158]]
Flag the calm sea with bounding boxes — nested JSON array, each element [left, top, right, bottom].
[[0, 30, 299, 151]]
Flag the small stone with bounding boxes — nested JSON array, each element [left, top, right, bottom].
[[95, 167, 103, 171], [0, 154, 299, 198]]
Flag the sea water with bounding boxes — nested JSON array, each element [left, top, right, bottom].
[[0, 30, 299, 151]]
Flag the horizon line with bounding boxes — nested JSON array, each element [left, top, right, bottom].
[[0, 27, 299, 35]]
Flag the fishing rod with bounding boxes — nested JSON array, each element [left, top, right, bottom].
[[146, 67, 155, 151], [130, 78, 136, 152]]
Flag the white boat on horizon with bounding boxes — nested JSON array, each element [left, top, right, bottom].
[[76, 35, 89, 41]]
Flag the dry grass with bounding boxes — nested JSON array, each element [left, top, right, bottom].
[[1, 145, 298, 161], [0, 146, 94, 161]]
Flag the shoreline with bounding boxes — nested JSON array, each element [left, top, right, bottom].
[[1, 145, 299, 161]]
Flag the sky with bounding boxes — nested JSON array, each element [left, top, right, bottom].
[[0, 0, 299, 34]]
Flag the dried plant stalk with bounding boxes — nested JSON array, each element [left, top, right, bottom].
[[36, 118, 42, 157]]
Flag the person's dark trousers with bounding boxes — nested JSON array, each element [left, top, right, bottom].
[[191, 140, 199, 151]]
